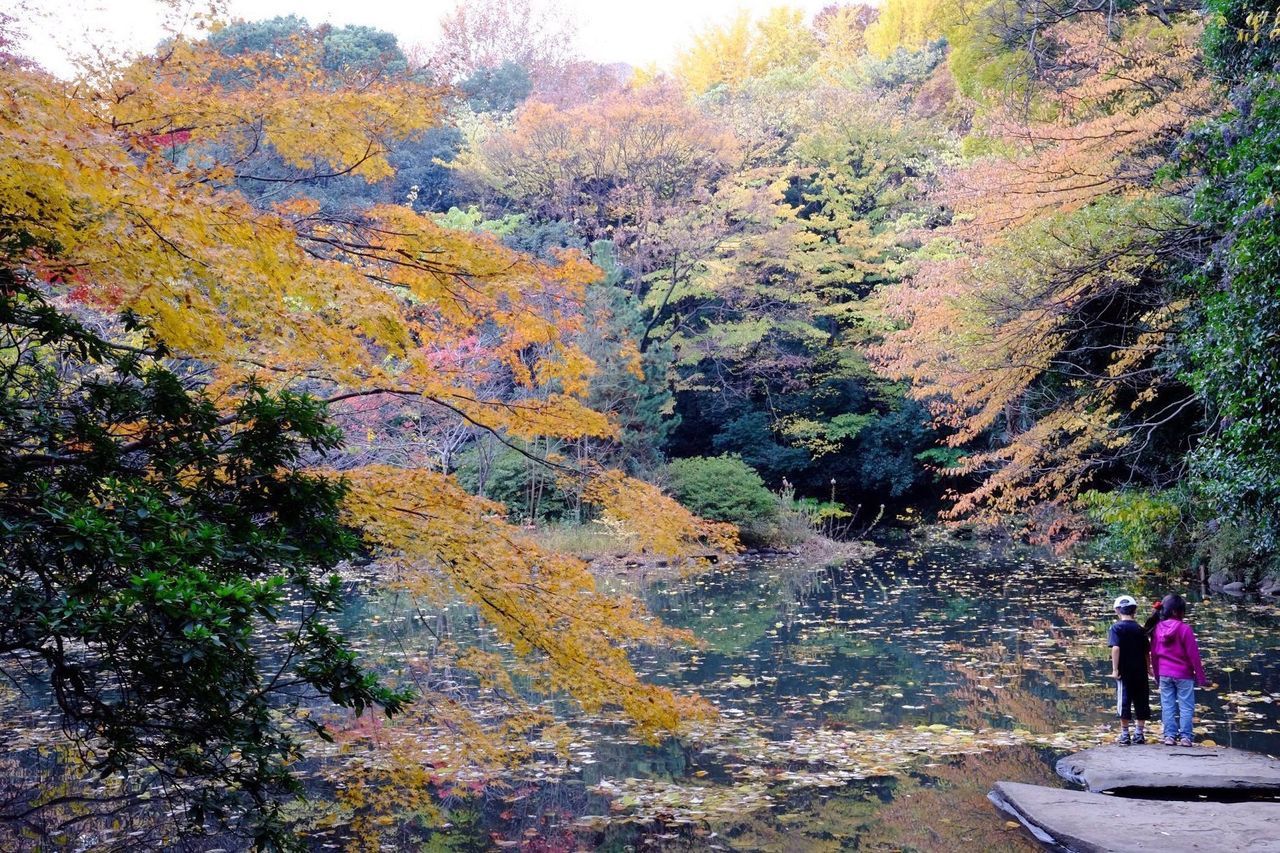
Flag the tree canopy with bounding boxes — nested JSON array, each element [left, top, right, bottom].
[[5, 0, 1280, 844], [0, 21, 732, 846]]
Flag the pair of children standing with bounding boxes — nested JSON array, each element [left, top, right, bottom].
[[1108, 593, 1206, 746]]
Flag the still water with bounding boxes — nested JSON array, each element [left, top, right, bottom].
[[384, 536, 1280, 850], [6, 537, 1277, 850]]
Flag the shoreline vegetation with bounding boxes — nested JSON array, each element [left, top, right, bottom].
[[536, 506, 1280, 599], [3, 0, 1280, 847], [528, 519, 879, 581]]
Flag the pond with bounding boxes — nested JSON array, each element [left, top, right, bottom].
[[367, 534, 1280, 850], [4, 535, 1278, 850]]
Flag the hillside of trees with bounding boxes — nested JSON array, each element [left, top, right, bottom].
[[1, 0, 1278, 846], [180, 0, 1274, 572]]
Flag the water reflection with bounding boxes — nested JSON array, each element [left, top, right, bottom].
[[635, 543, 1280, 746], [561, 541, 1280, 848], [4, 539, 1279, 850]]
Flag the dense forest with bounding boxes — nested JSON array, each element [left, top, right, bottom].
[[1, 0, 1278, 848]]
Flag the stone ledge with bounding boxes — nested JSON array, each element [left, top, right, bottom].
[[990, 781, 1280, 853], [1056, 744, 1280, 794]]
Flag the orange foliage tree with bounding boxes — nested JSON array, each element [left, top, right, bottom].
[[871, 9, 1215, 539], [1, 18, 736, 842], [457, 82, 741, 263]]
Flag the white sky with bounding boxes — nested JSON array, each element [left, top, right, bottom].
[[8, 0, 862, 78]]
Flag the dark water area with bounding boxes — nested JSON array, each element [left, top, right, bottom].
[[4, 536, 1278, 850], [637, 538, 1280, 751], [462, 536, 1280, 850]]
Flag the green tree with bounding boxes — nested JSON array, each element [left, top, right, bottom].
[[711, 410, 811, 481], [460, 60, 533, 112], [584, 241, 680, 472], [208, 16, 408, 77], [0, 272, 409, 846], [1183, 0, 1280, 556]]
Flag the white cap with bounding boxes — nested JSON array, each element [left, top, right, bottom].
[[1113, 595, 1137, 609]]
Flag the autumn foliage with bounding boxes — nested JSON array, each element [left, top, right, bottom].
[[4, 0, 1277, 844], [0, 17, 736, 845], [870, 8, 1216, 540]]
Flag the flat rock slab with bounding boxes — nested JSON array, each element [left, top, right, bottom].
[[990, 781, 1280, 852], [1057, 744, 1280, 793]]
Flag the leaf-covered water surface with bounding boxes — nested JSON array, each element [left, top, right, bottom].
[[354, 539, 1280, 848], [4, 539, 1277, 849]]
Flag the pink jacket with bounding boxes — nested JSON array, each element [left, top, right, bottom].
[[1151, 618, 1206, 685]]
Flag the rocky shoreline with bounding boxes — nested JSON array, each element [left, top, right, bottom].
[[1206, 569, 1280, 598], [991, 745, 1280, 852]]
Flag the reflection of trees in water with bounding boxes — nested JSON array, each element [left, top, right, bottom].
[[634, 559, 841, 661], [0, 736, 262, 850], [0, 743, 136, 849], [7, 549, 1279, 848], [339, 776, 601, 851], [946, 611, 1099, 734], [641, 747, 1053, 852], [648, 559, 837, 621], [858, 747, 1054, 852]]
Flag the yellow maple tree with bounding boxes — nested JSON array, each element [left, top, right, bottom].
[[864, 0, 987, 57], [1, 20, 737, 839], [673, 6, 822, 93]]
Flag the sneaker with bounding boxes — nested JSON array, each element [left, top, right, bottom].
[[1163, 736, 1176, 746], [1132, 732, 1146, 745], [1179, 737, 1194, 747], [1117, 731, 1131, 746]]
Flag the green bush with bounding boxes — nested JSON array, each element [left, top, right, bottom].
[[1204, 0, 1280, 81], [1194, 517, 1271, 582], [1080, 489, 1185, 569], [666, 454, 778, 528]]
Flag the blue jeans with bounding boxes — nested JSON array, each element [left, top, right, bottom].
[[1159, 676, 1195, 740]]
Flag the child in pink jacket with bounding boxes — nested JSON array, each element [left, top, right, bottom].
[[1149, 593, 1206, 746]]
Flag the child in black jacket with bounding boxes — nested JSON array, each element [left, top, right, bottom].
[[1108, 594, 1151, 745]]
